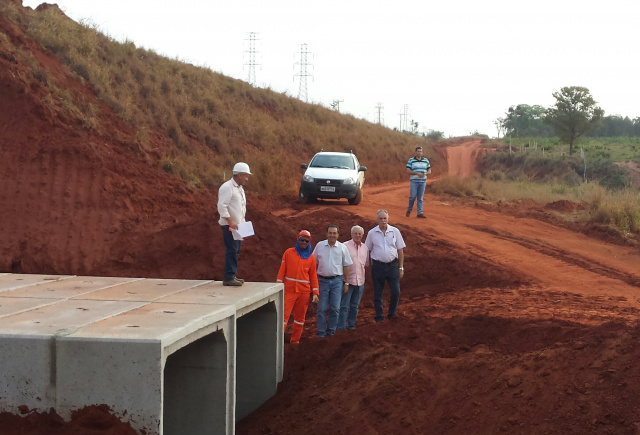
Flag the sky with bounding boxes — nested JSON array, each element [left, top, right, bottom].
[[22, 0, 640, 137]]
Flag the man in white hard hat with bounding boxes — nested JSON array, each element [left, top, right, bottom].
[[217, 162, 252, 286]]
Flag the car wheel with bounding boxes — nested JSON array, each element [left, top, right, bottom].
[[299, 187, 310, 204], [348, 187, 363, 205]]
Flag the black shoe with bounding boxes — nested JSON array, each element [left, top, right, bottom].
[[406, 211, 411, 217], [235, 277, 245, 283], [223, 278, 244, 287], [417, 213, 426, 218]]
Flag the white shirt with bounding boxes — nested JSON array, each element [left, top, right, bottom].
[[365, 224, 406, 263], [217, 178, 246, 226], [312, 240, 353, 277]]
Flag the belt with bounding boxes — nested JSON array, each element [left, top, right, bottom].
[[318, 275, 340, 280], [372, 258, 397, 265]]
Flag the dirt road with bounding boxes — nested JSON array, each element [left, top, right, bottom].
[[237, 142, 640, 435]]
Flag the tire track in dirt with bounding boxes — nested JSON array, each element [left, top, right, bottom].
[[468, 224, 640, 288]]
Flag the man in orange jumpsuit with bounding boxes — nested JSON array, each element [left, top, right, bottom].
[[277, 230, 320, 344]]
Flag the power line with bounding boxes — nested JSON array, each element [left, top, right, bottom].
[[374, 102, 384, 125], [243, 32, 260, 85], [331, 99, 343, 111], [403, 104, 410, 132], [294, 43, 313, 102]]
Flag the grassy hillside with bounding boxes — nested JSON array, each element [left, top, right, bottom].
[[500, 136, 640, 162], [1, 1, 441, 193], [431, 140, 640, 237]]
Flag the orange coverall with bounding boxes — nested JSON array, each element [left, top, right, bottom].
[[277, 247, 320, 343]]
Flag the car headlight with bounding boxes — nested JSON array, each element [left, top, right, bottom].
[[343, 177, 356, 185], [302, 174, 314, 182]]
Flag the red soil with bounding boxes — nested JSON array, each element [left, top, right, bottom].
[[2, 6, 640, 434]]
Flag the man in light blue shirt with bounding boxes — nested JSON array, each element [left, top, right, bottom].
[[406, 146, 431, 218], [365, 210, 406, 322], [312, 225, 352, 337]]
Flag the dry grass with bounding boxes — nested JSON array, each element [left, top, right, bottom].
[[2, 3, 440, 193], [431, 176, 640, 235], [587, 187, 640, 234]]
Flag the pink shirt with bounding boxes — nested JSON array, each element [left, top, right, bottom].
[[344, 239, 369, 286]]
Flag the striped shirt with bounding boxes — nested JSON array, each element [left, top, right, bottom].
[[406, 157, 431, 182]]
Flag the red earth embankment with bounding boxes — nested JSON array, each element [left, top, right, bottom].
[[235, 144, 640, 435]]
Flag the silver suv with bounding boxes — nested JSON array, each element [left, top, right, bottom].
[[299, 151, 367, 205]]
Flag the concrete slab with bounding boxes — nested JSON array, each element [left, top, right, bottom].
[[75, 278, 208, 302], [64, 302, 235, 341], [0, 296, 59, 318], [0, 276, 142, 299], [0, 274, 74, 292], [0, 274, 284, 435], [0, 299, 148, 335]]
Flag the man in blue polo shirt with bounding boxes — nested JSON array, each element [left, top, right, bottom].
[[405, 146, 431, 218], [365, 210, 406, 322]]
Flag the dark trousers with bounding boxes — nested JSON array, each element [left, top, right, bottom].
[[221, 225, 241, 281], [371, 260, 400, 322]]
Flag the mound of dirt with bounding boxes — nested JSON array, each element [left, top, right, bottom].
[[544, 199, 586, 213], [0, 405, 138, 435]]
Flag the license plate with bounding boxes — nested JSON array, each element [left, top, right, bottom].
[[320, 186, 336, 192]]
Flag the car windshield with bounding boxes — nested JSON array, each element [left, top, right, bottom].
[[310, 154, 355, 170]]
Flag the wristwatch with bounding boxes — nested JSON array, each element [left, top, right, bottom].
[[399, 267, 404, 270]]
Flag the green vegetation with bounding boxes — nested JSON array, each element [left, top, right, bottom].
[[478, 151, 634, 189], [1, 3, 438, 193], [432, 141, 640, 237], [432, 176, 639, 236], [496, 89, 640, 155], [545, 86, 604, 155], [501, 136, 640, 162]]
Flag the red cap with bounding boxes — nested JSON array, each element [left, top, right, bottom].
[[298, 230, 311, 241]]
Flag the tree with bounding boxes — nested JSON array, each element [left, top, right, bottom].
[[589, 115, 635, 137], [545, 86, 604, 154], [425, 130, 444, 141], [493, 117, 505, 138], [410, 120, 419, 134], [503, 104, 551, 137]]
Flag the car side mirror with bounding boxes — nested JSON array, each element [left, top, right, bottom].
[[301, 163, 308, 169], [358, 166, 367, 172]]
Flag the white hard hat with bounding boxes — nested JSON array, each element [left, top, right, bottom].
[[232, 162, 251, 175]]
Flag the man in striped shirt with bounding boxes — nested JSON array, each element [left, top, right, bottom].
[[405, 146, 431, 218]]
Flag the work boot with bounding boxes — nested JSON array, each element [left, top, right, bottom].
[[223, 278, 244, 286], [417, 213, 426, 218], [235, 277, 245, 283]]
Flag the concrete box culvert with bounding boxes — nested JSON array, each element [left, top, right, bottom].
[[0, 274, 284, 435]]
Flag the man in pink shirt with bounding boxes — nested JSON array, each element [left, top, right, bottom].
[[337, 225, 369, 330]]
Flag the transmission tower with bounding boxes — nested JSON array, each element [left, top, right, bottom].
[[398, 104, 409, 131], [294, 43, 313, 102], [331, 99, 344, 111], [374, 102, 384, 125], [244, 32, 260, 85]]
